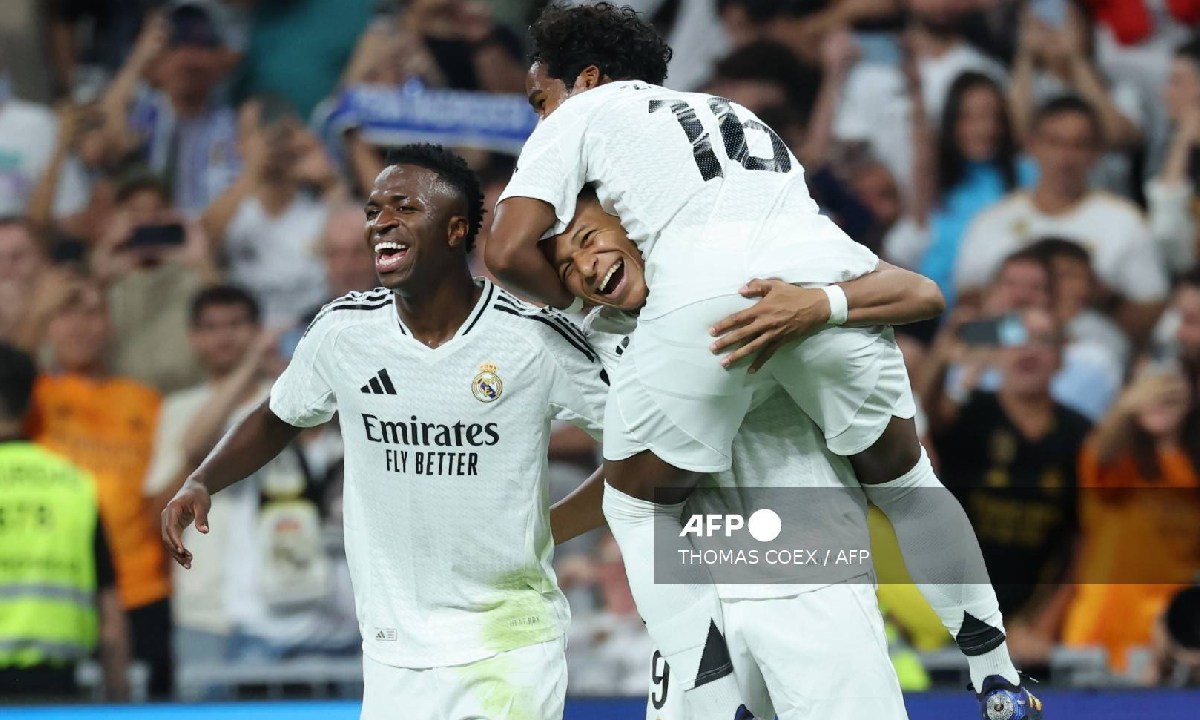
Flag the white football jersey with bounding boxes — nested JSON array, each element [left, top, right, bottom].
[[269, 281, 608, 668], [500, 81, 878, 320], [583, 308, 872, 601]]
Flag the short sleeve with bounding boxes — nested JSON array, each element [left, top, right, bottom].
[[953, 207, 1013, 292], [1111, 213, 1168, 302], [539, 310, 607, 438], [498, 103, 592, 238], [269, 314, 339, 428]]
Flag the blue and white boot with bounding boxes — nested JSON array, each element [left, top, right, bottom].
[[977, 675, 1044, 720]]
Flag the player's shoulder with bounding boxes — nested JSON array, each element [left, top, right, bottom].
[[304, 288, 393, 336], [489, 289, 598, 364], [1085, 191, 1146, 223]]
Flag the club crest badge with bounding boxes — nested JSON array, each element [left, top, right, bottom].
[[472, 363, 503, 403]]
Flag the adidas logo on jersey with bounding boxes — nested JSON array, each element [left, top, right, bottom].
[[374, 628, 397, 642], [361, 369, 397, 395]]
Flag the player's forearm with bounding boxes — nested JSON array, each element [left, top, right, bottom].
[[839, 261, 945, 327], [550, 466, 607, 544], [188, 400, 300, 495], [487, 198, 574, 308]]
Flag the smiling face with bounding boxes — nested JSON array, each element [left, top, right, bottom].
[[364, 164, 469, 293], [543, 192, 647, 311]]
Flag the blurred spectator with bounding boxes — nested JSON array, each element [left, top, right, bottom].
[[1088, 0, 1196, 115], [26, 101, 128, 245], [931, 248, 1121, 421], [202, 97, 343, 327], [1009, 2, 1144, 196], [140, 286, 267, 679], [0, 218, 48, 348], [925, 307, 1088, 670], [584, 0, 726, 92], [889, 72, 1026, 305], [704, 40, 820, 116], [1029, 236, 1131, 375], [1147, 37, 1200, 275], [94, 171, 218, 394], [44, 0, 183, 102], [235, 0, 375, 120], [1062, 365, 1200, 675], [317, 202, 378, 299], [0, 342, 130, 701], [0, 60, 91, 219], [834, 0, 1006, 189], [24, 279, 171, 697], [955, 96, 1168, 343], [101, 4, 241, 217], [562, 533, 654, 696]]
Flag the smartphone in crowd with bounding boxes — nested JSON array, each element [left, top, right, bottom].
[[957, 314, 1028, 348], [123, 223, 186, 251]]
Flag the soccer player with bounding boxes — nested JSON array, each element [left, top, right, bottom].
[[485, 4, 1042, 718], [161, 144, 613, 719]]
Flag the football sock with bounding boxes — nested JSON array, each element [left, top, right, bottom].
[[861, 449, 1020, 689], [602, 482, 743, 716]]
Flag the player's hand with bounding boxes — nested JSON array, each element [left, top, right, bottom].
[[710, 279, 830, 373], [161, 478, 212, 569]]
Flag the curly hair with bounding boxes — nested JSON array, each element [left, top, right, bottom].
[[530, 2, 673, 86], [385, 143, 485, 253]]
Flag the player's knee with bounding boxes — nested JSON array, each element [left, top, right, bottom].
[[604, 453, 700, 503], [851, 416, 922, 485]]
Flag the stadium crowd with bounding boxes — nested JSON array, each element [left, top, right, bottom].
[[2, 0, 1200, 703]]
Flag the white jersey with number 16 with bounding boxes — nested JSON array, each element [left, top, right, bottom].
[[500, 80, 878, 320]]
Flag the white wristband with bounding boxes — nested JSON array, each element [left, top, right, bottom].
[[822, 285, 848, 326], [562, 296, 585, 315]]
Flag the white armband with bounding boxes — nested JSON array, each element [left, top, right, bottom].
[[822, 285, 848, 326]]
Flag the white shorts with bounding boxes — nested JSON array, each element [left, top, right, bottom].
[[646, 581, 908, 720], [362, 638, 567, 720], [605, 295, 916, 472]]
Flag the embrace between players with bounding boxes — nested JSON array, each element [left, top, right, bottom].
[[163, 4, 1043, 719]]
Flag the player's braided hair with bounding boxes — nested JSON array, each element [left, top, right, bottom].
[[385, 144, 485, 253], [530, 2, 672, 86]]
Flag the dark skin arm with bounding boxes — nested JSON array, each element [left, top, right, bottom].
[[161, 400, 301, 568], [486, 197, 574, 309], [710, 261, 945, 372], [550, 466, 606, 544]]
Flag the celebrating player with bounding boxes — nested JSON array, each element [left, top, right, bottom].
[[486, 3, 1041, 719], [548, 208, 942, 720], [162, 144, 613, 719]]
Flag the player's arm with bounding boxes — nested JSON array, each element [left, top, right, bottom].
[[162, 400, 301, 568], [487, 106, 591, 309], [550, 466, 606, 544], [711, 261, 945, 371], [487, 197, 574, 309], [163, 309, 339, 569]]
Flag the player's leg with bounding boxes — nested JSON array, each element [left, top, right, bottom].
[[446, 638, 568, 719], [644, 631, 773, 720], [603, 297, 765, 718], [765, 328, 1023, 695], [732, 582, 908, 720], [361, 654, 442, 719]]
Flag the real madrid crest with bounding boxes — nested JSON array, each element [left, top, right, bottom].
[[472, 362, 503, 403]]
